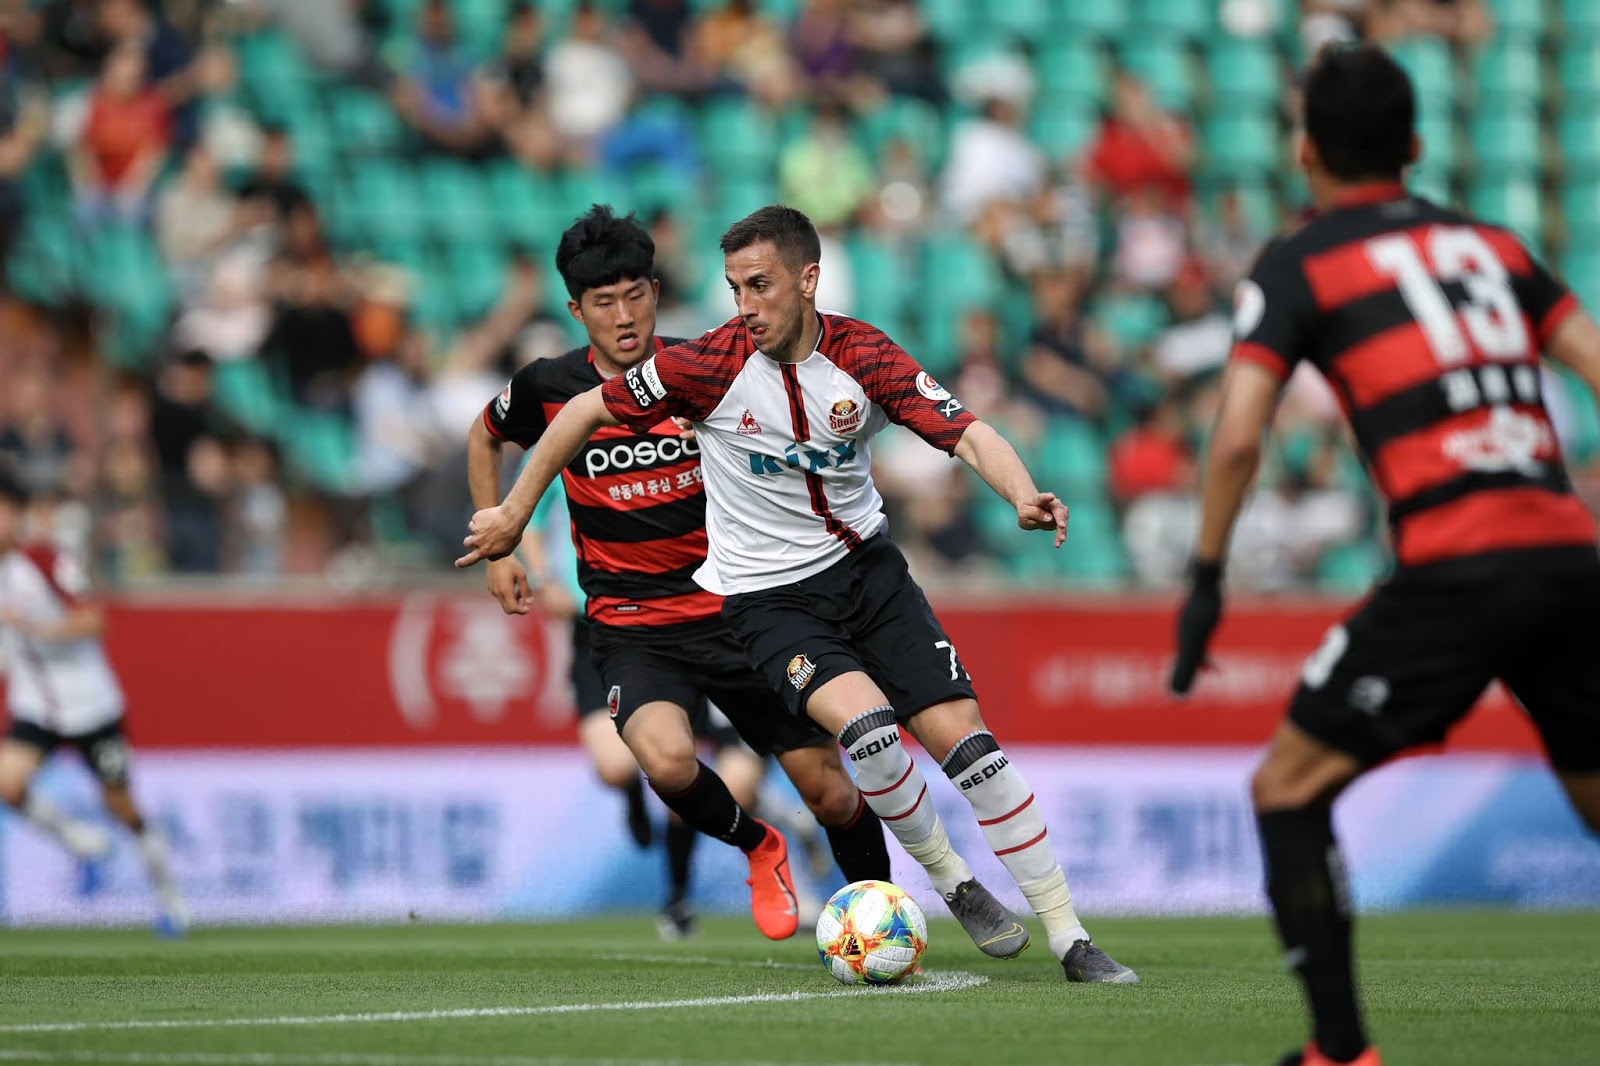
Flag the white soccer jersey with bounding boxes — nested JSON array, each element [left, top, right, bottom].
[[601, 312, 976, 595], [0, 545, 123, 734]]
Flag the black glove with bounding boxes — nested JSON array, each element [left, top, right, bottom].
[[1169, 559, 1223, 696]]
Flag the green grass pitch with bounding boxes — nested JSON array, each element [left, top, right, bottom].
[[0, 912, 1595, 1066]]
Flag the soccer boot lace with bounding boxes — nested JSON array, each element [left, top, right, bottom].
[[1062, 938, 1140, 983], [744, 821, 799, 939], [942, 879, 1031, 959]]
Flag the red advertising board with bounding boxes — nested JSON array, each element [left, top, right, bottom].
[[70, 592, 1543, 754]]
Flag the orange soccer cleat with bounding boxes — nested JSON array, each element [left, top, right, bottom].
[[1278, 1044, 1384, 1066], [744, 820, 799, 940]]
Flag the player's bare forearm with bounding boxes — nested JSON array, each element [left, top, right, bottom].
[[1193, 361, 1282, 564], [1546, 310, 1600, 405], [954, 420, 1070, 546], [457, 386, 619, 568], [466, 415, 508, 511]]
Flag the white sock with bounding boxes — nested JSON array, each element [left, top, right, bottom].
[[137, 827, 185, 916], [839, 707, 972, 895], [943, 731, 1089, 957], [22, 793, 107, 858]]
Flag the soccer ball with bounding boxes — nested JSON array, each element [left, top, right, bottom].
[[815, 879, 928, 985]]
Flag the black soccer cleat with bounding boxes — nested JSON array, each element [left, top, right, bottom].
[[656, 900, 696, 941], [625, 785, 654, 849], [1062, 939, 1140, 984], [942, 880, 1031, 959]]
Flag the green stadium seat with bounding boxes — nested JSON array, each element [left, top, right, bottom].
[[1558, 112, 1600, 177], [1416, 110, 1456, 172], [1055, 2, 1131, 37], [1028, 101, 1099, 162], [443, 243, 507, 322], [1057, 501, 1129, 586], [1562, 0, 1600, 35], [1558, 40, 1600, 105], [1206, 35, 1283, 108], [1560, 250, 1600, 318], [329, 87, 405, 156], [1037, 37, 1107, 107], [1561, 183, 1600, 241], [1471, 36, 1545, 102], [487, 161, 568, 251], [1388, 38, 1455, 112], [920, 0, 976, 42], [1201, 109, 1282, 177], [1407, 164, 1453, 205], [451, 0, 506, 57], [1119, 36, 1197, 113], [235, 30, 318, 120], [6, 214, 75, 306], [347, 162, 426, 245], [1316, 542, 1385, 593], [716, 173, 779, 220], [418, 158, 494, 243], [698, 97, 777, 178], [846, 234, 912, 323], [1133, 0, 1215, 37], [983, 0, 1049, 40], [1035, 418, 1108, 496], [278, 408, 357, 494], [856, 95, 947, 172], [1470, 105, 1543, 176], [213, 358, 288, 433], [1092, 290, 1168, 349], [1485, 0, 1547, 36], [1468, 173, 1543, 245]]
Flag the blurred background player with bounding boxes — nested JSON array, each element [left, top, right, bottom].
[[467, 205, 888, 941], [1171, 44, 1600, 1066], [522, 488, 801, 939], [0, 468, 187, 935]]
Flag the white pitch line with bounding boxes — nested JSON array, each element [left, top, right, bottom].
[[0, 1053, 917, 1066], [0, 972, 986, 1036], [593, 953, 815, 972]]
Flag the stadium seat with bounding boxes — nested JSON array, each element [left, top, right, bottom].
[[1205, 35, 1284, 108], [1560, 183, 1600, 243], [1559, 250, 1600, 319], [1558, 40, 1600, 106], [1407, 164, 1453, 205], [419, 158, 494, 243], [919, 0, 976, 42], [1119, 36, 1197, 113], [1558, 112, 1600, 177], [846, 234, 912, 323], [1201, 109, 1282, 177], [443, 243, 507, 322], [6, 213, 75, 306], [1471, 105, 1544, 176], [698, 97, 778, 178], [1037, 37, 1108, 108], [213, 358, 288, 433], [277, 408, 357, 494], [1057, 501, 1129, 586], [1468, 174, 1544, 246], [1092, 290, 1168, 350], [235, 30, 318, 120], [1562, 0, 1600, 36], [856, 95, 947, 173], [983, 0, 1049, 41], [1035, 417, 1108, 496], [329, 87, 405, 156], [1388, 38, 1455, 113], [486, 161, 568, 250], [1316, 542, 1384, 593], [1416, 110, 1457, 172], [1133, 0, 1215, 37], [1484, 0, 1547, 36], [347, 162, 427, 246], [1054, 2, 1131, 37], [1471, 36, 1545, 103], [1028, 101, 1099, 162]]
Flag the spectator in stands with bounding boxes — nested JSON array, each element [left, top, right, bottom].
[[1364, 0, 1493, 45], [779, 101, 874, 230], [1150, 258, 1231, 385], [156, 143, 243, 304], [391, 0, 494, 156], [236, 125, 310, 233], [229, 436, 286, 577], [941, 90, 1045, 227], [692, 0, 798, 109], [479, 3, 561, 169], [260, 203, 359, 411], [546, 2, 632, 148], [791, 0, 857, 106], [148, 349, 229, 573], [1019, 269, 1114, 424], [1198, 186, 1270, 289], [622, 0, 703, 96], [98, 0, 219, 152], [848, 0, 941, 103], [98, 381, 164, 580], [0, 56, 45, 281], [1111, 183, 1187, 290], [1085, 70, 1193, 206], [1108, 395, 1194, 508], [70, 44, 170, 225], [0, 366, 83, 497]]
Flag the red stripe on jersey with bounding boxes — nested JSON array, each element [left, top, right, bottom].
[[1477, 227, 1534, 275], [778, 360, 862, 551], [1538, 291, 1580, 343], [586, 588, 723, 626], [1332, 321, 1451, 408], [1232, 341, 1290, 379], [20, 545, 82, 608], [482, 405, 509, 441], [1303, 224, 1432, 310], [560, 461, 702, 510], [578, 527, 709, 575], [1374, 405, 1556, 500], [779, 363, 811, 440], [1395, 487, 1598, 567]]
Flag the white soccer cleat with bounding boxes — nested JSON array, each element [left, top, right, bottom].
[[59, 819, 113, 862]]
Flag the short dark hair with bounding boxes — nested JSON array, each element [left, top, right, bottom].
[[554, 204, 655, 301], [1303, 43, 1416, 183], [719, 205, 821, 273], [0, 466, 28, 507]]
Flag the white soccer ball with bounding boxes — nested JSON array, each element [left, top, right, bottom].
[[815, 879, 928, 986]]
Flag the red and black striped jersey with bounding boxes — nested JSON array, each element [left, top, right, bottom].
[[482, 337, 724, 628], [1231, 182, 1596, 575]]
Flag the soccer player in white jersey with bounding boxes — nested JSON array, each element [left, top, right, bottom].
[[460, 205, 1137, 983], [0, 471, 187, 934]]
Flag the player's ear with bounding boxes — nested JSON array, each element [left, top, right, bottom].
[[1294, 129, 1316, 174], [567, 297, 585, 325], [1405, 131, 1421, 167], [799, 262, 820, 300]]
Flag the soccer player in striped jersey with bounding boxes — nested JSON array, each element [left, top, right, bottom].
[[0, 470, 187, 935], [1170, 45, 1600, 1066], [466, 206, 889, 941], [459, 205, 1138, 984]]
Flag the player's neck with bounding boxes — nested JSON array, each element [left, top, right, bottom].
[[1311, 173, 1407, 212], [590, 337, 655, 380], [768, 310, 822, 364]]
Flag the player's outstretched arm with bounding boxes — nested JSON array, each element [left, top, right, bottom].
[[466, 414, 534, 613], [456, 385, 621, 568], [953, 420, 1070, 547], [1546, 309, 1600, 406], [1170, 360, 1281, 695]]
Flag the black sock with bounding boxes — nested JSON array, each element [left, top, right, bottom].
[[651, 761, 766, 852], [1257, 806, 1369, 1064], [622, 777, 653, 848], [665, 819, 697, 907], [822, 794, 892, 883]]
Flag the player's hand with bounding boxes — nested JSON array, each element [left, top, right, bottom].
[[672, 417, 696, 443], [1170, 559, 1224, 696], [485, 557, 534, 615], [457, 505, 525, 568], [1017, 492, 1070, 548]]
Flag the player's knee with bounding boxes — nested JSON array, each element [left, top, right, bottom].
[[0, 778, 25, 809], [1251, 760, 1326, 812], [797, 767, 858, 826], [633, 734, 698, 792]]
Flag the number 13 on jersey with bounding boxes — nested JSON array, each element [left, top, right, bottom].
[[1365, 225, 1529, 366]]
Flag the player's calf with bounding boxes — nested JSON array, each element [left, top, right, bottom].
[[775, 744, 890, 883]]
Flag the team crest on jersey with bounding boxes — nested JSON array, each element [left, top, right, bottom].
[[494, 382, 512, 417], [916, 372, 950, 401], [737, 409, 763, 435], [607, 685, 622, 719], [786, 654, 817, 691], [828, 399, 863, 434]]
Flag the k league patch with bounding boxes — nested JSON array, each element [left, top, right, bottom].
[[607, 685, 622, 719], [786, 654, 818, 691], [915, 371, 950, 401], [494, 381, 512, 417]]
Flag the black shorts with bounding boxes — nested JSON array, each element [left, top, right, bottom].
[[570, 618, 610, 717], [589, 619, 830, 757], [1288, 561, 1600, 773], [6, 718, 133, 787], [722, 533, 978, 723]]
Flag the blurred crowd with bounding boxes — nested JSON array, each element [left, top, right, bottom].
[[0, 0, 1592, 593]]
